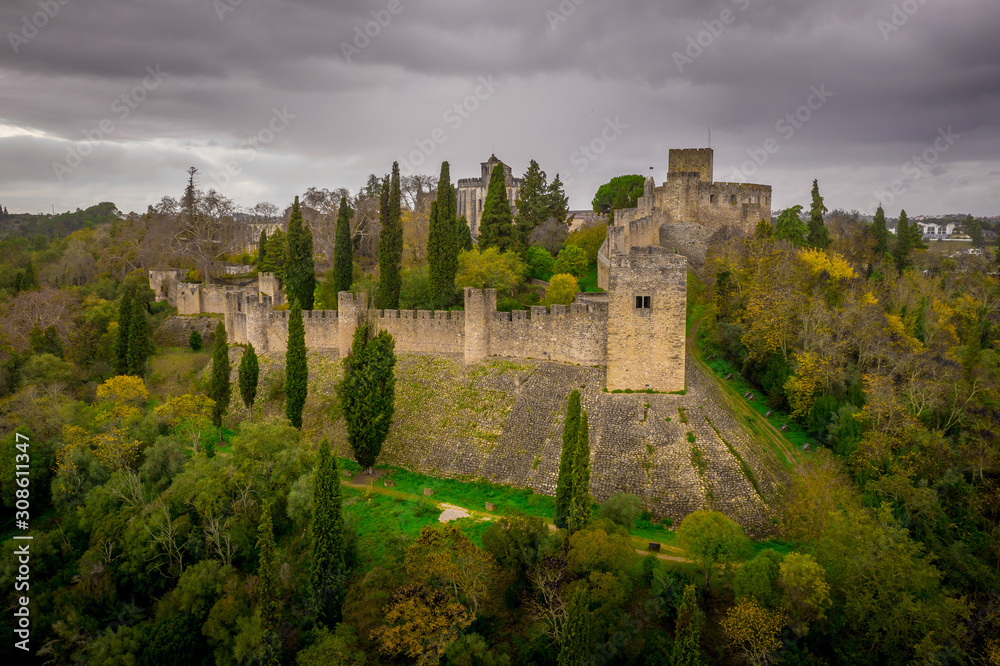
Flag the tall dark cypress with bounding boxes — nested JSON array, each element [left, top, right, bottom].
[[477, 162, 515, 252], [570, 410, 592, 533], [893, 209, 913, 273], [558, 588, 592, 666], [238, 342, 259, 423], [428, 161, 458, 304], [457, 215, 473, 251], [257, 501, 281, 664], [126, 294, 152, 376], [340, 323, 396, 471], [113, 287, 134, 376], [257, 229, 267, 264], [310, 438, 346, 626], [377, 163, 403, 309], [285, 197, 316, 310], [285, 300, 307, 429], [871, 205, 889, 257], [555, 390, 581, 529], [208, 321, 231, 445], [806, 179, 831, 249], [333, 196, 354, 297]]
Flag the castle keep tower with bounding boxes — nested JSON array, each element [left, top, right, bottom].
[[605, 246, 687, 393]]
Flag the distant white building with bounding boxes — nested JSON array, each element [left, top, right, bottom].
[[917, 221, 955, 240]]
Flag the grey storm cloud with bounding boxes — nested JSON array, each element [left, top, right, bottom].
[[1, 0, 998, 216]]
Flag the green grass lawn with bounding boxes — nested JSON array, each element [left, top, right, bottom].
[[578, 263, 603, 292]]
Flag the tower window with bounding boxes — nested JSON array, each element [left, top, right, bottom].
[[709, 194, 716, 204], [635, 295, 651, 309], [730, 195, 737, 205]]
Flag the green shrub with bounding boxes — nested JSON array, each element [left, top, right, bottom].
[[188, 329, 203, 351], [598, 493, 643, 531]]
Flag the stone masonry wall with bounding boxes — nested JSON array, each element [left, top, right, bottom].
[[489, 302, 607, 365]]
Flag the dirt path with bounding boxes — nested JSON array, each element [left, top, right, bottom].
[[342, 478, 692, 563]]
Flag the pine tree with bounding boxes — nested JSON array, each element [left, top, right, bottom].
[[558, 588, 592, 666], [126, 294, 153, 376], [570, 410, 592, 533], [257, 501, 281, 664], [478, 161, 515, 253], [871, 205, 889, 257], [806, 179, 831, 249], [260, 229, 287, 277], [457, 215, 473, 251], [893, 209, 913, 273], [555, 390, 581, 529], [333, 196, 354, 298], [257, 229, 267, 264], [428, 161, 459, 304], [545, 174, 570, 226], [907, 209, 927, 250], [378, 164, 403, 309], [18, 259, 38, 292], [238, 343, 259, 423], [285, 197, 316, 310], [208, 321, 231, 444], [113, 287, 134, 375], [672, 585, 707, 666], [515, 160, 549, 251], [340, 322, 396, 471], [774, 206, 808, 247], [310, 438, 346, 627], [285, 300, 307, 429]]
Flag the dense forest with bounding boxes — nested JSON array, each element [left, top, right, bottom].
[[1, 172, 999, 664]]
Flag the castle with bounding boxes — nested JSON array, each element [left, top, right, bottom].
[[456, 154, 522, 238], [151, 148, 770, 396]]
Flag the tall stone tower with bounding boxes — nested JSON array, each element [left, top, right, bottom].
[[605, 246, 687, 392]]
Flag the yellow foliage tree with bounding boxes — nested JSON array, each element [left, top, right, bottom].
[[454, 247, 525, 296], [95, 375, 149, 424], [541, 274, 579, 306], [783, 350, 832, 418], [778, 552, 831, 637], [797, 247, 857, 282], [405, 525, 497, 614], [721, 597, 787, 666], [371, 584, 473, 663], [155, 394, 215, 452]]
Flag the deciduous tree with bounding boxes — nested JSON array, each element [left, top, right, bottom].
[[720, 598, 787, 666], [677, 510, 752, 588], [542, 274, 579, 307]]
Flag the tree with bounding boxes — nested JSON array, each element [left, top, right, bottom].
[[188, 329, 203, 351], [733, 549, 784, 610], [893, 209, 913, 272], [514, 160, 549, 249], [257, 229, 267, 264], [18, 258, 38, 292], [405, 524, 497, 614], [677, 510, 752, 588], [259, 229, 287, 277], [113, 287, 133, 376], [672, 584, 706, 666], [457, 215, 473, 251], [598, 493, 643, 531], [207, 321, 231, 445], [545, 174, 569, 226], [126, 293, 153, 376], [477, 161, 516, 253], [238, 343, 259, 423], [378, 163, 403, 309], [777, 552, 830, 638], [333, 196, 354, 299], [570, 410, 592, 532], [558, 588, 592, 666], [720, 598, 787, 666], [774, 206, 808, 247], [285, 196, 317, 310], [371, 584, 473, 662], [965, 214, 984, 247], [592, 175, 644, 215], [542, 274, 579, 306], [525, 244, 555, 281], [454, 247, 525, 296], [340, 322, 396, 471], [555, 390, 581, 529], [285, 301, 307, 429], [310, 438, 346, 626], [154, 393, 214, 452], [754, 217, 773, 240], [257, 501, 281, 662], [428, 161, 459, 304], [871, 205, 889, 257], [553, 244, 588, 278], [806, 179, 831, 249]]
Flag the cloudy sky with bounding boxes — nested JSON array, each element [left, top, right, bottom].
[[1, 0, 998, 217]]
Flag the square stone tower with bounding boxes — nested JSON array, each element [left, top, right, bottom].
[[606, 246, 687, 392], [668, 148, 713, 182]]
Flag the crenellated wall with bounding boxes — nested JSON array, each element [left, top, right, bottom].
[[378, 309, 465, 355], [490, 302, 607, 365]]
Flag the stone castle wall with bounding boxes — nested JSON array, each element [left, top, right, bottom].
[[490, 302, 608, 366]]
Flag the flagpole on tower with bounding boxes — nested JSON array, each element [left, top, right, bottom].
[[708, 127, 711, 148]]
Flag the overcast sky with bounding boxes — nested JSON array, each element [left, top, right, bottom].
[[1, 0, 998, 218]]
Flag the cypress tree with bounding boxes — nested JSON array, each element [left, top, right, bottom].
[[285, 197, 316, 310], [806, 179, 831, 249], [558, 588, 592, 666], [570, 410, 592, 533], [457, 215, 473, 251], [113, 287, 134, 376], [478, 161, 516, 252], [258, 229, 267, 264], [871, 205, 889, 257], [671, 585, 707, 666], [555, 390, 581, 529], [377, 163, 403, 309], [126, 294, 153, 376], [285, 300, 307, 429], [238, 343, 259, 423], [333, 196, 354, 298], [189, 329, 203, 351], [257, 501, 281, 664], [310, 438, 346, 626], [18, 259, 38, 292], [428, 161, 458, 304], [340, 322, 396, 471], [893, 209, 913, 273], [208, 321, 231, 444]]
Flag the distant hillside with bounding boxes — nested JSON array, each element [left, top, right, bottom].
[[0, 201, 120, 242]]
